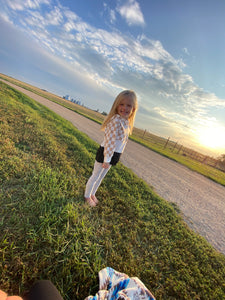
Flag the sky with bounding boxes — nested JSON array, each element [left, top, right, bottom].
[[0, 0, 225, 157]]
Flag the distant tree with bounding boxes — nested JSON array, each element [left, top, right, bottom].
[[102, 111, 108, 116]]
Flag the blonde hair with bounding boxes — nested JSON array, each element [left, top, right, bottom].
[[101, 90, 138, 134]]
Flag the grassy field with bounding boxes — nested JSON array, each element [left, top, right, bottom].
[[1, 82, 225, 299], [1, 73, 225, 187]]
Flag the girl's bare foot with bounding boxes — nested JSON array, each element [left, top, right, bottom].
[[91, 195, 99, 204], [85, 197, 96, 207]]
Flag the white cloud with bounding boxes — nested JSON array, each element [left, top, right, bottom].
[[0, 12, 13, 24], [45, 6, 63, 26], [103, 2, 116, 24], [135, 35, 172, 62], [6, 0, 50, 11], [1, 0, 225, 155], [25, 10, 46, 28], [183, 47, 190, 55], [117, 0, 145, 26], [109, 9, 116, 24], [63, 8, 78, 21]]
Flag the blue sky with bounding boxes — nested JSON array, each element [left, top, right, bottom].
[[0, 0, 225, 156]]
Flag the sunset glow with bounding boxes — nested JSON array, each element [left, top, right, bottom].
[[197, 126, 225, 150], [1, 0, 225, 155]]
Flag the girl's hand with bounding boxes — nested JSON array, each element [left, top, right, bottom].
[[102, 162, 110, 169]]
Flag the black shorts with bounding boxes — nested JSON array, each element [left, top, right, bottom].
[[95, 146, 121, 166]]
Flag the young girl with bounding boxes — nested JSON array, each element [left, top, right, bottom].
[[84, 90, 138, 207]]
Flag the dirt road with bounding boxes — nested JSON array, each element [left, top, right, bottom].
[[2, 79, 225, 255]]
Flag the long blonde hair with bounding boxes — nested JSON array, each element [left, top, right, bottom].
[[101, 90, 138, 134]]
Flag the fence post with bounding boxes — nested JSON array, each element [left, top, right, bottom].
[[143, 129, 146, 138], [164, 137, 170, 149], [202, 156, 207, 163], [172, 142, 178, 152], [177, 145, 183, 154]]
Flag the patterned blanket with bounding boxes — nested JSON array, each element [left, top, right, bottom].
[[85, 267, 155, 300]]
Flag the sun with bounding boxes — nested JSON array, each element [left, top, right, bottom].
[[197, 126, 225, 150]]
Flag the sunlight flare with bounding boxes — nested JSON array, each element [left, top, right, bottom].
[[197, 125, 225, 150]]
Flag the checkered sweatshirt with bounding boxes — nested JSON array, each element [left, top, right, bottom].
[[101, 114, 130, 163]]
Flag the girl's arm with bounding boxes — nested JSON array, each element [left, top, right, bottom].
[[103, 116, 118, 164]]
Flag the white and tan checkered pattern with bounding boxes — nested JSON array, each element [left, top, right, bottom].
[[102, 114, 130, 163]]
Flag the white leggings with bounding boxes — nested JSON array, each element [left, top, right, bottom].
[[84, 161, 111, 198]]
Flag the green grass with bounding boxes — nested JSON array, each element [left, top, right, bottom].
[[1, 73, 225, 187], [1, 82, 225, 300]]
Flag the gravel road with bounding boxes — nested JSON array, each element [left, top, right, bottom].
[[2, 80, 225, 255]]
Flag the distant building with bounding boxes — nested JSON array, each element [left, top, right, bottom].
[[71, 98, 81, 105], [63, 95, 82, 106], [64, 95, 71, 100]]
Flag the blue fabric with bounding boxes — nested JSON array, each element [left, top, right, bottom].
[[85, 267, 155, 300], [107, 267, 115, 289], [111, 278, 130, 299]]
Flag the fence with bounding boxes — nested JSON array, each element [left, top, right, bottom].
[[134, 128, 225, 172]]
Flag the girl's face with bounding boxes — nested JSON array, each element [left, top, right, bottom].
[[117, 97, 134, 119]]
